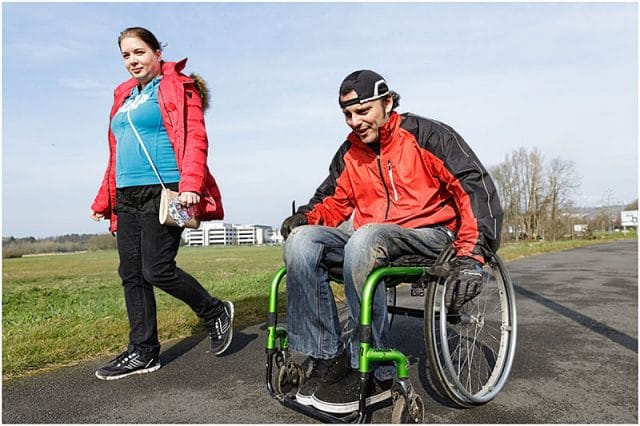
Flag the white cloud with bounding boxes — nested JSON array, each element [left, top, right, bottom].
[[10, 41, 82, 60], [58, 78, 113, 97]]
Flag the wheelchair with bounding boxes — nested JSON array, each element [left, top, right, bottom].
[[265, 244, 517, 423]]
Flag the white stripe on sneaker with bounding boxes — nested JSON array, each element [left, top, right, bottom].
[[311, 388, 391, 414]]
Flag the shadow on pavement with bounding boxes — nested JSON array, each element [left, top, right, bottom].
[[514, 284, 637, 353]]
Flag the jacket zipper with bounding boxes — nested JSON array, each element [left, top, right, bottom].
[[157, 90, 175, 129], [157, 88, 183, 170], [376, 155, 391, 219], [387, 161, 399, 202]]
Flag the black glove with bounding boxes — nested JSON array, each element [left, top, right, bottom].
[[280, 213, 307, 240], [444, 256, 484, 311]]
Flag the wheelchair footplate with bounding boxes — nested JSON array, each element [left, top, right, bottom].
[[265, 347, 370, 423], [265, 346, 424, 424]]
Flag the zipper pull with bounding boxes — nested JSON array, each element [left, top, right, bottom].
[[387, 161, 399, 202]]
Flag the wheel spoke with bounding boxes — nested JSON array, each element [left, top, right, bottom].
[[425, 251, 517, 406]]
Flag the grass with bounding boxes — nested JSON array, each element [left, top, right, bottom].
[[3, 233, 636, 380], [3, 246, 284, 380]]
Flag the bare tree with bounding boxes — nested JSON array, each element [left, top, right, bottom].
[[514, 147, 545, 239], [545, 158, 579, 240], [490, 147, 580, 242], [490, 147, 543, 239], [490, 161, 523, 239]]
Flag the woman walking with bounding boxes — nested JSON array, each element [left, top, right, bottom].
[[90, 27, 233, 380]]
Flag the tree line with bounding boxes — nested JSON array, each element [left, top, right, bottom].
[[490, 147, 635, 241], [2, 233, 116, 259]]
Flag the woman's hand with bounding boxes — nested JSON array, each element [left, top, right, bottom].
[[90, 210, 105, 221], [179, 191, 200, 206]]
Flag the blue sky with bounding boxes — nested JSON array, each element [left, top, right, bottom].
[[2, 2, 638, 238]]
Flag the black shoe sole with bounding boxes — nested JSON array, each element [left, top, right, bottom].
[[95, 362, 161, 381]]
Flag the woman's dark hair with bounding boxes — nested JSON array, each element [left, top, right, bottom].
[[118, 27, 164, 51]]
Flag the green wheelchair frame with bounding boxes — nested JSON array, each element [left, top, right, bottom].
[[265, 245, 517, 423]]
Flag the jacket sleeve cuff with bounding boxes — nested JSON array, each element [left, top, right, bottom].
[[452, 244, 485, 264]]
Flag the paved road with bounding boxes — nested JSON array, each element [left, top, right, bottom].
[[3, 240, 637, 423]]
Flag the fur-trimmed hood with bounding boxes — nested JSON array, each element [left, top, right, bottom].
[[189, 73, 210, 112], [159, 59, 211, 112]]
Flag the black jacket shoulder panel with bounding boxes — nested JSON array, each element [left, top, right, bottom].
[[400, 113, 462, 160]]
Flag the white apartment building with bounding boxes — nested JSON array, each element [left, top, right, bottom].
[[184, 221, 283, 246]]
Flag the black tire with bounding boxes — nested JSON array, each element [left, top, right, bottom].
[[424, 248, 517, 407], [390, 391, 424, 423], [276, 359, 305, 397]]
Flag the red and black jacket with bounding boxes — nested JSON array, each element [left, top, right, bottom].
[[298, 112, 503, 263]]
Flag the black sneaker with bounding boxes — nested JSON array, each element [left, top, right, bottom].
[[312, 370, 393, 414], [295, 351, 351, 406], [208, 301, 234, 355], [95, 350, 160, 380]]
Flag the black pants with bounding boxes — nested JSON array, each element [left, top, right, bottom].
[[116, 184, 222, 357]]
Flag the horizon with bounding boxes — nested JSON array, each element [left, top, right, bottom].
[[4, 202, 636, 240]]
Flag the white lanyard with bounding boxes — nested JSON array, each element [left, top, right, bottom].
[[126, 108, 167, 190]]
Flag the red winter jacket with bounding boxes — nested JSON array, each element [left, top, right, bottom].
[[91, 59, 224, 232], [299, 112, 503, 262]]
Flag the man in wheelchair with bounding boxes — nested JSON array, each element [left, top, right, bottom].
[[279, 70, 503, 414]]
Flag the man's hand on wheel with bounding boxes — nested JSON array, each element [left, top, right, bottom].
[[444, 256, 484, 311], [280, 213, 307, 240]]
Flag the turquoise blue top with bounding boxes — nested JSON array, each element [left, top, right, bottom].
[[112, 76, 180, 188]]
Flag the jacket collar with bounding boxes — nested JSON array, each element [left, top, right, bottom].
[[378, 112, 401, 146], [161, 58, 188, 76]]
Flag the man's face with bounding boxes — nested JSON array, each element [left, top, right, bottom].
[[340, 90, 392, 144]]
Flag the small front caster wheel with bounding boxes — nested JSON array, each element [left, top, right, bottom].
[[276, 360, 305, 396], [391, 391, 424, 424]]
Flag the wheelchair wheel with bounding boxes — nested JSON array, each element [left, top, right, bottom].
[[391, 390, 424, 423], [424, 249, 517, 407], [275, 356, 305, 397]]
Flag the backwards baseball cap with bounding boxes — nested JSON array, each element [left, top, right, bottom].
[[339, 69, 392, 108]]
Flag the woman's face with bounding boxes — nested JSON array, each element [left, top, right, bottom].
[[119, 36, 162, 87]]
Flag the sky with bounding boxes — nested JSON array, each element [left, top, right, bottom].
[[2, 2, 638, 238]]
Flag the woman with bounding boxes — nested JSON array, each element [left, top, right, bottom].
[[90, 27, 233, 380]]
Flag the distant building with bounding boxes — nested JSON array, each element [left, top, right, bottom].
[[183, 222, 283, 246], [236, 224, 272, 245]]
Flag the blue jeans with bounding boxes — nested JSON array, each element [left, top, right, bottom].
[[283, 223, 454, 380]]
